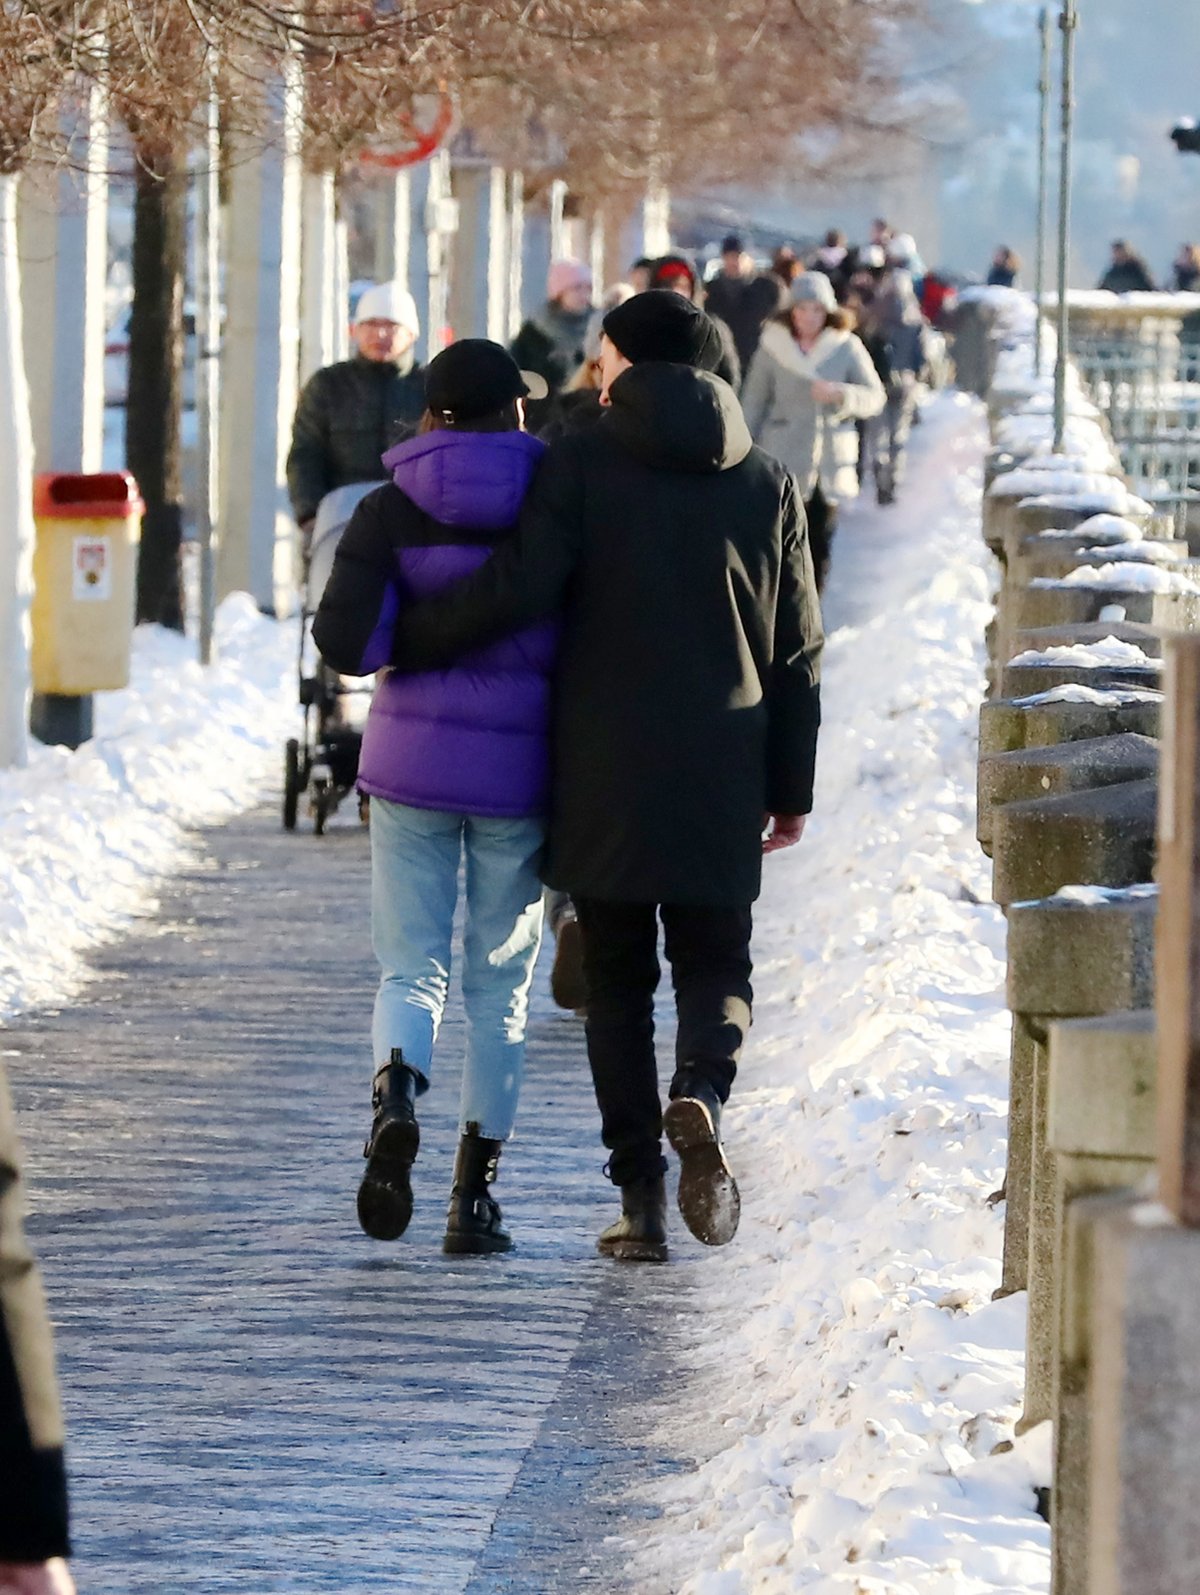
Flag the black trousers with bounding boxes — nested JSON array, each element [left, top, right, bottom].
[[573, 900, 753, 1186], [805, 484, 838, 593]]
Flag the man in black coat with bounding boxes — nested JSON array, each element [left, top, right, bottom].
[[0, 1067, 74, 1593], [286, 281, 426, 540], [389, 293, 823, 1261], [704, 234, 787, 375]]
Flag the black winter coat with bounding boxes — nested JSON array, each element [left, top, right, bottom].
[[390, 364, 824, 907], [286, 354, 426, 524], [704, 272, 785, 376]]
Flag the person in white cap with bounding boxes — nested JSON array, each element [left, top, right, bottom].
[[509, 259, 594, 400], [287, 280, 426, 538]]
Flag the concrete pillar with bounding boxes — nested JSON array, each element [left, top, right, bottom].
[[333, 208, 349, 362], [485, 167, 508, 344], [300, 168, 338, 384], [991, 779, 1158, 908], [642, 181, 671, 256], [1004, 889, 1158, 1428], [1087, 1200, 1200, 1595], [549, 178, 568, 262], [589, 213, 607, 295], [506, 172, 525, 339], [979, 692, 1162, 763], [372, 169, 411, 290], [1047, 1012, 1156, 1595], [422, 149, 455, 363], [448, 165, 506, 343], [999, 892, 1157, 1302], [978, 734, 1159, 855], [218, 73, 304, 615], [17, 90, 108, 475]]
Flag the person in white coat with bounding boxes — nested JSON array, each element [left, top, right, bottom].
[[740, 272, 885, 589]]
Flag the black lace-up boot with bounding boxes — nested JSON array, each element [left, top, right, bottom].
[[356, 1051, 420, 1241], [442, 1130, 512, 1255], [596, 1174, 669, 1262]]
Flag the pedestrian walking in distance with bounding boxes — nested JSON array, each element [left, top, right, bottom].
[[509, 258, 594, 398], [741, 271, 884, 588], [313, 341, 553, 1256], [703, 234, 785, 379], [387, 291, 824, 1263], [286, 280, 425, 544], [1098, 240, 1157, 294]]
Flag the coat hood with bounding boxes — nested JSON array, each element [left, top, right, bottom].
[[604, 363, 752, 474], [381, 429, 546, 528]]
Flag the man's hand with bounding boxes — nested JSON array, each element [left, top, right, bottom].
[[762, 813, 807, 854], [0, 1560, 76, 1595]]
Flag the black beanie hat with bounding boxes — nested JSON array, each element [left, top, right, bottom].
[[601, 290, 724, 371]]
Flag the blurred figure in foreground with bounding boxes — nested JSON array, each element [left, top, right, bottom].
[[0, 1067, 74, 1595]]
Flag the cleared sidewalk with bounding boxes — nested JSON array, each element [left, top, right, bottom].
[[7, 810, 717, 1592]]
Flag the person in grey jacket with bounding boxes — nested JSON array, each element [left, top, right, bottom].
[[741, 272, 884, 588]]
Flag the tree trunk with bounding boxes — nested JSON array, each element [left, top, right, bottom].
[[0, 171, 36, 768], [128, 139, 186, 631]]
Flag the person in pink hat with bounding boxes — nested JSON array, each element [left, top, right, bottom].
[[510, 258, 594, 397]]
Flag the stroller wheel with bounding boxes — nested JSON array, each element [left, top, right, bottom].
[[283, 739, 301, 831]]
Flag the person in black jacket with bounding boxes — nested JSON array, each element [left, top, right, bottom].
[[1098, 241, 1157, 294], [704, 235, 784, 376], [286, 281, 426, 539], [388, 291, 823, 1263], [0, 1067, 74, 1594]]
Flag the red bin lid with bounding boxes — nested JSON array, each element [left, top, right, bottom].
[[34, 471, 144, 520]]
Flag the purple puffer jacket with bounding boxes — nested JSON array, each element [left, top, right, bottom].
[[355, 430, 557, 817]]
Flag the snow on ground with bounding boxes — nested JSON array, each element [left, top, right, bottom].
[[0, 595, 297, 1018], [632, 394, 1051, 1595]]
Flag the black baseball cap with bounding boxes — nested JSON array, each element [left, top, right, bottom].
[[425, 339, 549, 421]]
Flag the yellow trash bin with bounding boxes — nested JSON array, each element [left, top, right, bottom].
[[31, 472, 144, 695]]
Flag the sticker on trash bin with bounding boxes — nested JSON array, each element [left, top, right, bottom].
[[72, 536, 112, 601]]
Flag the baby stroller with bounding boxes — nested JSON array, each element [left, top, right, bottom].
[[283, 480, 379, 836]]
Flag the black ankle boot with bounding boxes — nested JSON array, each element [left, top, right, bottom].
[[356, 1051, 420, 1241], [664, 1071, 741, 1247], [597, 1175, 669, 1262], [442, 1132, 512, 1255]]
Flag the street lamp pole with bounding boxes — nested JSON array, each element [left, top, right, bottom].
[[1034, 7, 1052, 379], [1053, 0, 1078, 452]]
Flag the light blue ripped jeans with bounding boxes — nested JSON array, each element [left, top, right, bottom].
[[370, 798, 546, 1141]]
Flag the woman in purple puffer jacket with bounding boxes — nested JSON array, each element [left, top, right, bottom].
[[313, 341, 553, 1257]]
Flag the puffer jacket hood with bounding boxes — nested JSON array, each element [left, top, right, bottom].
[[381, 429, 545, 529], [605, 363, 752, 475]]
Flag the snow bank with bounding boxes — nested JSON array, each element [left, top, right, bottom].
[[1011, 684, 1162, 708], [1056, 562, 1200, 593], [632, 395, 1050, 1594], [0, 594, 297, 1017], [1006, 637, 1156, 669]]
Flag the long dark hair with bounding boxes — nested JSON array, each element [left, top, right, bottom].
[[418, 400, 523, 435]]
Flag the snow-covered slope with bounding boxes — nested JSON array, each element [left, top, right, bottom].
[[0, 595, 296, 1018], [634, 394, 1050, 1594]]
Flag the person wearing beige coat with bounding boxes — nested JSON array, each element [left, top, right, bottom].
[[741, 272, 885, 588]]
